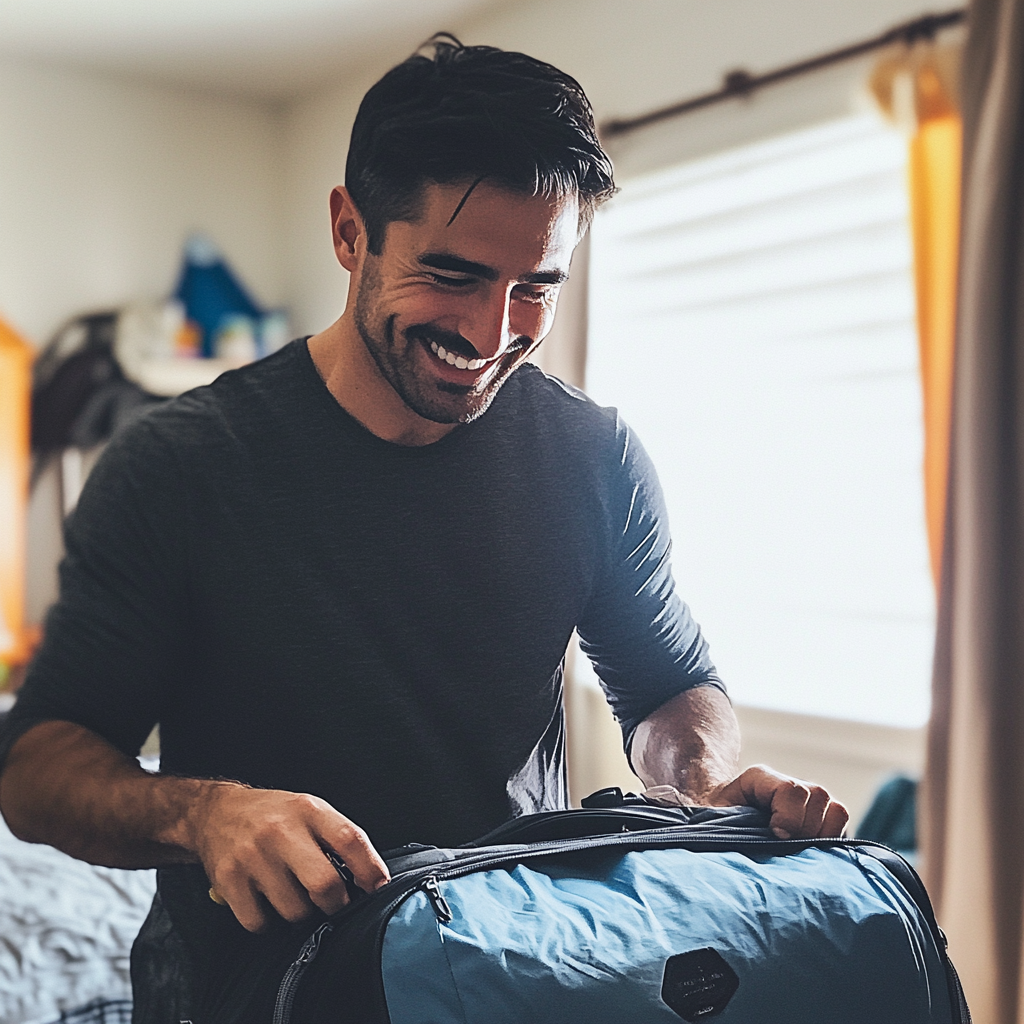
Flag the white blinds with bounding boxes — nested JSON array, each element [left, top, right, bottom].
[[586, 112, 933, 728]]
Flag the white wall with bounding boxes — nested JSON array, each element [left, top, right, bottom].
[[0, 55, 285, 347], [280, 71, 371, 338]]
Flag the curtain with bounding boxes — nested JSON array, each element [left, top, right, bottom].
[[0, 317, 32, 676], [920, 0, 1024, 1021], [910, 79, 962, 586], [871, 44, 963, 586]]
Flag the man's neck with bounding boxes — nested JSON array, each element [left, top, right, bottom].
[[307, 319, 458, 447]]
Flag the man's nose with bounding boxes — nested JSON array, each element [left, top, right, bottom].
[[460, 290, 513, 361]]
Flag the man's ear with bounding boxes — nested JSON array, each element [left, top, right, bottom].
[[330, 186, 366, 273]]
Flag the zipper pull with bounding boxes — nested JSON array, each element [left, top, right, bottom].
[[421, 875, 453, 924], [299, 921, 333, 963]]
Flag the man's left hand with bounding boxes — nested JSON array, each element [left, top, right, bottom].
[[704, 764, 849, 839], [632, 686, 850, 840]]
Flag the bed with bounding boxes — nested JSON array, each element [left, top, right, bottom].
[[0, 769, 156, 1024]]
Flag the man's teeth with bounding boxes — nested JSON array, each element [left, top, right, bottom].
[[429, 340, 485, 370]]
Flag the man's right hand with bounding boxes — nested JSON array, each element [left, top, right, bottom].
[[0, 720, 389, 933], [188, 784, 390, 931]]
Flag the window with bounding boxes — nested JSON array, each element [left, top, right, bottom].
[[586, 112, 933, 728]]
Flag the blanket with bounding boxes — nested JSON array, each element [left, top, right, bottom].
[[0, 807, 155, 1024]]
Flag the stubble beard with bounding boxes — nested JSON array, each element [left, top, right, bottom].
[[353, 272, 529, 427]]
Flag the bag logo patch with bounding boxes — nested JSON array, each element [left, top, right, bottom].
[[661, 948, 739, 1020]]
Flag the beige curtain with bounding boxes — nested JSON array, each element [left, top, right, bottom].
[[921, 0, 1024, 1021]]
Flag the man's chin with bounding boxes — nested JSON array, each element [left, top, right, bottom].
[[408, 391, 495, 426]]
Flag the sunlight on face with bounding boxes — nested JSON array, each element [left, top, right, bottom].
[[353, 181, 580, 425]]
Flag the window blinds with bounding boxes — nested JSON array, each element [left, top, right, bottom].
[[586, 112, 933, 728]]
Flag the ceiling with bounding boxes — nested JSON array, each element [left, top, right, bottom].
[[0, 0, 501, 101]]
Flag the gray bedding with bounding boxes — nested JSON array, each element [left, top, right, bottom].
[[0, 805, 155, 1024]]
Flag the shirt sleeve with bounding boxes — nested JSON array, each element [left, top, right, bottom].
[[576, 411, 725, 756], [0, 416, 191, 772]]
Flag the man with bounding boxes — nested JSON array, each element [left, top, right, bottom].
[[0, 38, 847, 1018]]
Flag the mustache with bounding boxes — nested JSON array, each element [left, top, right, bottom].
[[404, 323, 533, 361]]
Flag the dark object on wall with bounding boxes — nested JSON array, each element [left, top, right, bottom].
[[31, 313, 120, 453], [30, 312, 164, 486], [173, 235, 262, 357], [856, 774, 918, 854]]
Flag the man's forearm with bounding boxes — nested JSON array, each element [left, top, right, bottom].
[[0, 720, 217, 868], [0, 719, 391, 932], [630, 685, 741, 802]]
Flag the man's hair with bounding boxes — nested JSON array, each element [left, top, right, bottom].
[[346, 35, 617, 254]]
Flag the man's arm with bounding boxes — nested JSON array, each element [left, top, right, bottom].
[[630, 685, 849, 839], [0, 720, 390, 932]]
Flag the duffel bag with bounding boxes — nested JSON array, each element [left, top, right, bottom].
[[206, 793, 971, 1024]]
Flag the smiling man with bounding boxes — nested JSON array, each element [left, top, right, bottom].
[[0, 38, 847, 1021]]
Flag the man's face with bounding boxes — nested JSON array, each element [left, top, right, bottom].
[[352, 181, 579, 425]]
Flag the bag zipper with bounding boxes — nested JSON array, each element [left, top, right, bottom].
[[421, 875, 453, 923], [272, 920, 333, 1024]]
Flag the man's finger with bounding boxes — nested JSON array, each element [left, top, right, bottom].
[[257, 864, 322, 924], [820, 798, 850, 838], [314, 807, 390, 895], [789, 784, 830, 839], [213, 874, 270, 933], [293, 850, 352, 917], [725, 765, 808, 837], [765, 779, 811, 839]]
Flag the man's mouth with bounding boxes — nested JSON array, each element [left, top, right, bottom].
[[427, 339, 488, 371]]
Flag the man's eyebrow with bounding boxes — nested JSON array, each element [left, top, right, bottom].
[[418, 253, 568, 286], [522, 270, 569, 285]]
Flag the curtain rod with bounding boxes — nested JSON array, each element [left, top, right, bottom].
[[601, 8, 966, 139]]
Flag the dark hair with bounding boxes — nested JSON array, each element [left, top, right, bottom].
[[345, 35, 617, 254]]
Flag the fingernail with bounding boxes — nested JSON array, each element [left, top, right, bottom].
[[374, 878, 389, 891], [773, 828, 791, 839]]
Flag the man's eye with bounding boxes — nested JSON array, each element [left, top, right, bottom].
[[428, 273, 474, 287], [514, 288, 549, 304]]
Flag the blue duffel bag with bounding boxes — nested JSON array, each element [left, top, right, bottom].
[[216, 794, 971, 1023]]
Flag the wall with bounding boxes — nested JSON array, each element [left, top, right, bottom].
[[0, 55, 285, 347], [280, 71, 370, 339]]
